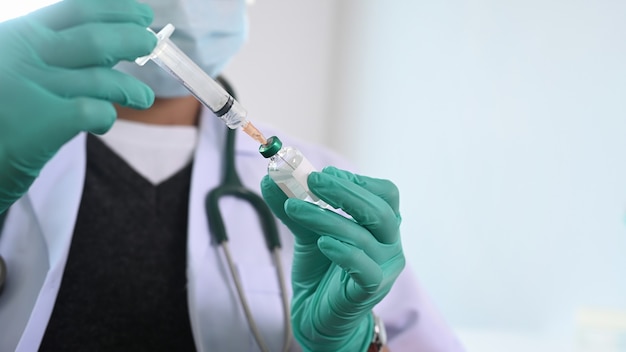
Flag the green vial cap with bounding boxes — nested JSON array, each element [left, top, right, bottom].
[[259, 136, 282, 158]]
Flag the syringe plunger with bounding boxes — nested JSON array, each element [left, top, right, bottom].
[[136, 24, 248, 129]]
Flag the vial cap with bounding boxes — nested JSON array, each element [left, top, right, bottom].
[[259, 136, 282, 158]]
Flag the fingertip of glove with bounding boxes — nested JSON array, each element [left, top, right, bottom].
[[133, 86, 155, 109], [260, 174, 272, 186], [283, 198, 303, 213], [145, 88, 156, 107], [319, 166, 356, 182], [260, 175, 277, 194], [307, 171, 323, 183], [316, 235, 332, 249], [284, 198, 326, 219], [142, 28, 159, 51], [260, 176, 290, 210], [135, 2, 155, 27], [321, 165, 340, 174], [129, 27, 158, 59], [307, 170, 337, 189], [320, 166, 370, 187], [82, 102, 117, 135]]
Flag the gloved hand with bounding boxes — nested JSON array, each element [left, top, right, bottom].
[[261, 166, 406, 352], [0, 0, 157, 212]]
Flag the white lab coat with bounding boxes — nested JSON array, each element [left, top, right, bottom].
[[0, 108, 465, 351]]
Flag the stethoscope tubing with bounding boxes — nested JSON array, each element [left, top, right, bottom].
[[205, 77, 293, 352]]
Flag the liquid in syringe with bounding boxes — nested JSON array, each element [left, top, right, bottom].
[[242, 121, 267, 145]]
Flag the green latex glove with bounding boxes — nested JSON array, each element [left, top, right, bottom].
[[0, 0, 157, 212], [261, 166, 406, 352]]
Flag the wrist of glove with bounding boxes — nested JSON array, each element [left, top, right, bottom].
[[261, 166, 405, 352], [292, 270, 376, 352]]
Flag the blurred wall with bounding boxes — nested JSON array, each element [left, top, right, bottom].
[[226, 1, 626, 350], [224, 0, 338, 148]]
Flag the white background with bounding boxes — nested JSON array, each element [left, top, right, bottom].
[[3, 1, 626, 351]]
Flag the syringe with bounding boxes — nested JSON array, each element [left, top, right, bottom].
[[135, 24, 267, 145]]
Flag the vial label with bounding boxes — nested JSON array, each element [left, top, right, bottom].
[[273, 157, 320, 202]]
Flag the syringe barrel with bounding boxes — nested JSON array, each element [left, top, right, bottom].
[[136, 24, 247, 129]]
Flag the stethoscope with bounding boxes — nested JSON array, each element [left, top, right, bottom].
[[0, 77, 293, 352], [205, 77, 293, 352]]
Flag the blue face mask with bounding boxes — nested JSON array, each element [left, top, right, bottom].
[[115, 0, 248, 97]]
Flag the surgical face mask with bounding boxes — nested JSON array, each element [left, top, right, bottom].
[[115, 0, 248, 98]]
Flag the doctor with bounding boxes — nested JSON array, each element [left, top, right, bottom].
[[0, 0, 465, 351]]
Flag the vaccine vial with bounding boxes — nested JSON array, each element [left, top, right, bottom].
[[259, 136, 330, 208]]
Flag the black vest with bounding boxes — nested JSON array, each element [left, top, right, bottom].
[[40, 135, 196, 351]]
